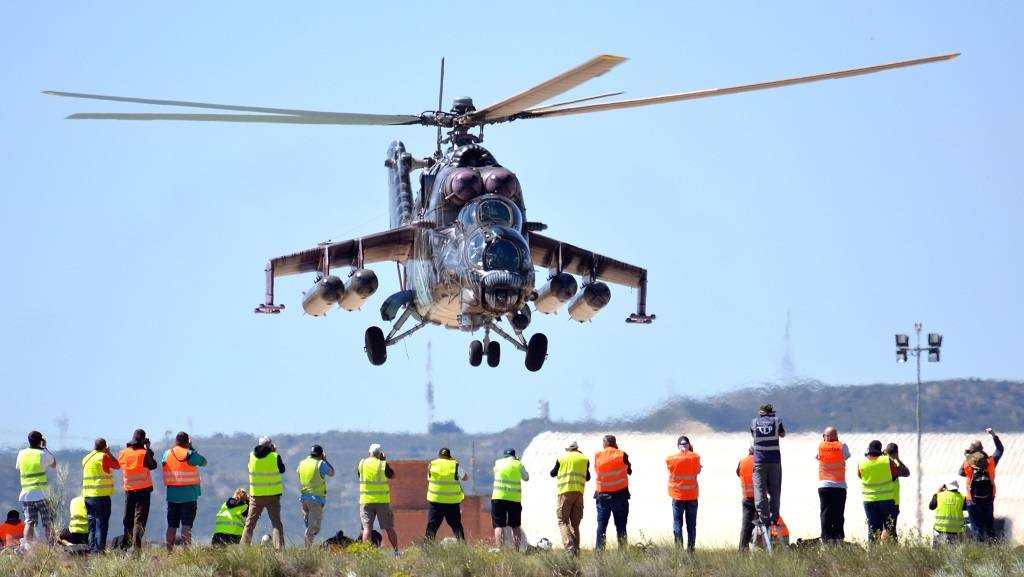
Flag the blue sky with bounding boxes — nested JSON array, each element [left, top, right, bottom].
[[1, 2, 1020, 448]]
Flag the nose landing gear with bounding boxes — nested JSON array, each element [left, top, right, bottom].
[[467, 322, 547, 371]]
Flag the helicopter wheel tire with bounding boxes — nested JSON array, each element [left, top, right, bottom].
[[364, 326, 387, 366], [469, 340, 483, 367], [486, 341, 500, 367], [525, 333, 548, 372]]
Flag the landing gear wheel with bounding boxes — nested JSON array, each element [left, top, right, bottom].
[[364, 326, 387, 366], [486, 341, 501, 367], [469, 340, 483, 367], [525, 333, 548, 372]]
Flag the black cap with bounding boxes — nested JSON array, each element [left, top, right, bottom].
[[677, 435, 691, 447], [503, 448, 516, 457], [311, 444, 324, 457], [439, 447, 452, 458], [6, 510, 19, 522], [866, 440, 883, 456]]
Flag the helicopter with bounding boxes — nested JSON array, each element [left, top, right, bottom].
[[46, 52, 957, 371]]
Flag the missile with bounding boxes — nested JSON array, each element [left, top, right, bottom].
[[339, 269, 379, 311], [533, 273, 578, 314], [302, 275, 344, 316], [568, 281, 611, 322]]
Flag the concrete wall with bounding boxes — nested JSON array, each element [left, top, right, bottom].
[[520, 431, 1021, 549]]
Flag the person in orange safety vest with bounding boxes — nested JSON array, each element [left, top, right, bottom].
[[666, 435, 702, 551], [816, 426, 850, 543], [594, 434, 632, 549], [117, 429, 157, 551], [737, 446, 756, 550]]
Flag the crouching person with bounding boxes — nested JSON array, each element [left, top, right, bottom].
[[930, 480, 966, 547], [212, 489, 249, 546]]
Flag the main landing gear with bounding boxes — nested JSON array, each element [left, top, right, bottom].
[[466, 324, 548, 371]]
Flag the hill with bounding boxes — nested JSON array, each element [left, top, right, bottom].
[[1, 378, 1018, 543]]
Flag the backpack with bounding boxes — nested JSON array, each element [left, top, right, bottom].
[[969, 454, 993, 500]]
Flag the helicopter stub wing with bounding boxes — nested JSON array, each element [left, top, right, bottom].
[[528, 232, 653, 323], [256, 227, 416, 313]]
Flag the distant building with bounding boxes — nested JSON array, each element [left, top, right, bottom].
[[521, 432, 1021, 547]]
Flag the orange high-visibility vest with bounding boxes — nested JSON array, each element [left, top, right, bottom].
[[818, 441, 846, 484], [118, 448, 153, 491], [963, 458, 997, 502], [666, 451, 700, 501], [162, 446, 201, 487], [771, 516, 790, 538], [595, 448, 629, 493], [738, 454, 754, 499]]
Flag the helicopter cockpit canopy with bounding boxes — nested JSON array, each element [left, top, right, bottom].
[[458, 195, 524, 232], [465, 226, 530, 272]]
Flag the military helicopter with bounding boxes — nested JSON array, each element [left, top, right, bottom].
[[46, 52, 957, 371]]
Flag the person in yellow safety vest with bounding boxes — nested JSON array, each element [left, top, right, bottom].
[[549, 440, 591, 555], [211, 488, 249, 546], [492, 448, 529, 549], [241, 436, 286, 550], [57, 495, 90, 550], [595, 434, 633, 550], [857, 439, 898, 543], [929, 479, 967, 547], [161, 431, 207, 552], [82, 437, 121, 553], [117, 428, 158, 551], [15, 430, 56, 544], [816, 426, 850, 543], [358, 443, 400, 555], [425, 447, 468, 541], [297, 444, 335, 546], [882, 442, 911, 542]]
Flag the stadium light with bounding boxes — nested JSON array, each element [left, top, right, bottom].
[[892, 322, 943, 536]]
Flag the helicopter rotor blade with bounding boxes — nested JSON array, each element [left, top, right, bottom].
[[523, 91, 625, 113], [473, 54, 626, 121], [44, 90, 422, 124], [515, 53, 960, 120], [64, 112, 422, 125]]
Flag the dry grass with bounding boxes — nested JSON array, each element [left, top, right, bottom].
[[1, 541, 1022, 577]]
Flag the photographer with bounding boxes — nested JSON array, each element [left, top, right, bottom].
[[161, 431, 207, 552], [929, 480, 966, 546], [241, 436, 286, 550], [15, 430, 57, 544], [958, 427, 1004, 541], [117, 429, 158, 551]]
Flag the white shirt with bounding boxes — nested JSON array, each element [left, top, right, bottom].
[[15, 449, 56, 502]]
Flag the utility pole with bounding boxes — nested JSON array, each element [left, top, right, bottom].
[[895, 323, 943, 536]]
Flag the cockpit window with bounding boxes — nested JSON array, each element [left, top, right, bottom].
[[466, 231, 486, 267], [458, 196, 523, 231], [478, 200, 514, 227], [484, 240, 522, 271]]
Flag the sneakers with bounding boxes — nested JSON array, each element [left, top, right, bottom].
[[393, 549, 401, 558]]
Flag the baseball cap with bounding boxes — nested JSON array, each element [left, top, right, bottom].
[[258, 436, 272, 447], [5, 510, 19, 523], [368, 443, 382, 455], [677, 435, 691, 448], [566, 440, 579, 450], [946, 479, 960, 491], [503, 448, 517, 457]]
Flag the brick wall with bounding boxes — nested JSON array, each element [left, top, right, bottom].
[[388, 460, 491, 548]]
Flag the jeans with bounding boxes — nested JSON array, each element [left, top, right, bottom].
[[123, 490, 151, 550], [818, 487, 846, 542], [595, 495, 628, 549], [967, 499, 996, 542], [752, 462, 782, 526], [672, 499, 698, 551], [85, 496, 112, 552], [425, 502, 465, 540], [863, 500, 895, 543]]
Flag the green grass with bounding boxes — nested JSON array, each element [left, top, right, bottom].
[[1, 542, 1023, 577]]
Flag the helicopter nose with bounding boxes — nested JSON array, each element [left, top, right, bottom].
[[482, 270, 525, 312]]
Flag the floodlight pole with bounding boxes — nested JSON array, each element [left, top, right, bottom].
[[914, 323, 923, 537]]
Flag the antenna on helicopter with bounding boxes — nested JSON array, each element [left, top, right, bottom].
[[435, 57, 445, 159]]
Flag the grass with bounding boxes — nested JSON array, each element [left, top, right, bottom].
[[1, 541, 1024, 577]]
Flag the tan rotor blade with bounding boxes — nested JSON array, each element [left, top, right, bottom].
[[519, 53, 960, 120], [524, 91, 625, 113], [475, 54, 626, 120]]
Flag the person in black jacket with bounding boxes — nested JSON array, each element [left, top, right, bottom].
[[117, 429, 158, 551], [958, 427, 1004, 541]]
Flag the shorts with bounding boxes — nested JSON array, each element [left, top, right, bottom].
[[22, 499, 52, 528], [491, 499, 522, 528], [166, 501, 198, 529], [302, 501, 324, 534], [360, 503, 394, 530]]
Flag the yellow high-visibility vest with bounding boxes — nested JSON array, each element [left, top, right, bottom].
[[298, 457, 327, 498], [427, 458, 464, 504], [82, 450, 114, 498], [248, 451, 283, 497], [69, 496, 89, 534], [934, 490, 966, 534], [557, 451, 589, 495], [859, 456, 894, 503], [213, 501, 247, 537], [358, 457, 391, 504], [17, 448, 48, 493], [492, 456, 524, 502]]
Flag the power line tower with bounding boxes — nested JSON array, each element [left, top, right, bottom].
[[781, 309, 796, 383], [426, 341, 435, 433]]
